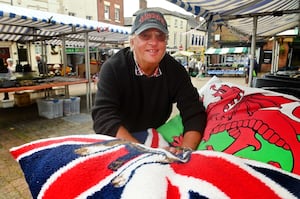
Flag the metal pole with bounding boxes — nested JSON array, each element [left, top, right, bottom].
[[84, 32, 92, 112], [274, 40, 279, 72], [61, 35, 69, 98], [271, 36, 276, 74], [248, 16, 257, 87], [205, 20, 213, 71]]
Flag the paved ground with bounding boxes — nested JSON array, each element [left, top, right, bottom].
[[0, 76, 247, 198]]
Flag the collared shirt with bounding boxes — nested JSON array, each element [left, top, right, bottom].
[[134, 58, 162, 77]]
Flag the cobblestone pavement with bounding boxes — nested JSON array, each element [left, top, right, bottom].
[[0, 76, 247, 198]]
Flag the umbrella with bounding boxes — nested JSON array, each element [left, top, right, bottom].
[[171, 51, 194, 57]]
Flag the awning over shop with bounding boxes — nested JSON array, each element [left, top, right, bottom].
[[205, 47, 248, 55]]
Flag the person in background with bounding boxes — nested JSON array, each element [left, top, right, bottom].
[[0, 58, 13, 100], [245, 56, 259, 84], [36, 55, 47, 75], [6, 58, 14, 73], [92, 9, 207, 154], [188, 57, 197, 76]]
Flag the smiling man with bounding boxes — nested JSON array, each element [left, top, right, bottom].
[[92, 9, 207, 154]]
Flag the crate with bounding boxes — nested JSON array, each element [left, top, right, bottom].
[[48, 87, 65, 97], [30, 91, 45, 102], [63, 97, 80, 116], [37, 98, 63, 119], [14, 92, 31, 107], [0, 99, 14, 108]]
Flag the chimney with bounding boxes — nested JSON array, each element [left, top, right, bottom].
[[139, 0, 147, 9]]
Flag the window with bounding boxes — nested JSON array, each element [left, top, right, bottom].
[[86, 16, 92, 20], [263, 50, 272, 64], [104, 5, 110, 20], [104, 1, 110, 20], [68, 12, 75, 17], [174, 32, 177, 47], [195, 35, 199, 46], [174, 19, 178, 28], [115, 7, 120, 22]]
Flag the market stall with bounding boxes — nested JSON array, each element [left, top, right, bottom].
[[0, 77, 87, 94], [0, 76, 88, 108], [0, 4, 130, 111], [166, 0, 300, 85], [205, 47, 248, 76]]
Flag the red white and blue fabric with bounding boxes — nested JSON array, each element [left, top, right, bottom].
[[10, 134, 300, 199]]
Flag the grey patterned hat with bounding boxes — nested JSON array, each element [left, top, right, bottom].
[[131, 10, 168, 35]]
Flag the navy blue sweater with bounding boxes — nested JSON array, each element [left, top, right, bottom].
[[92, 47, 206, 137]]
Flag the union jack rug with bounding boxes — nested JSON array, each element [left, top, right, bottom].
[[10, 134, 300, 199]]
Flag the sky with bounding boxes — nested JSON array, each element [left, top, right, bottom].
[[123, 0, 192, 17]]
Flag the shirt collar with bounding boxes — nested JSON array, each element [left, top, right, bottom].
[[133, 55, 162, 77]]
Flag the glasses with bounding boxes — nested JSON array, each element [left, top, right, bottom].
[[137, 31, 168, 42]]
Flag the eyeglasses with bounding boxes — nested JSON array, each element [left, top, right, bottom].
[[137, 31, 168, 42]]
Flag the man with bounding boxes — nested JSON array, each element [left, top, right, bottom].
[[3, 58, 14, 100], [92, 9, 207, 154], [0, 58, 13, 100], [245, 56, 259, 84], [36, 55, 47, 75]]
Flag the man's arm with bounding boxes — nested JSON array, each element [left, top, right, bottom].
[[116, 126, 140, 143], [181, 130, 202, 150]]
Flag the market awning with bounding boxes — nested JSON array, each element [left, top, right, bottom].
[[0, 3, 130, 46], [171, 50, 194, 57], [0, 3, 131, 112], [166, 0, 300, 37], [205, 47, 248, 55]]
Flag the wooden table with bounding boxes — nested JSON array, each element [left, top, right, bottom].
[[0, 78, 88, 98]]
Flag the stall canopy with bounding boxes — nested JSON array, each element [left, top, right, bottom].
[[205, 47, 248, 55], [0, 3, 130, 112], [171, 50, 194, 57], [166, 0, 300, 37], [167, 0, 300, 87], [0, 3, 130, 47]]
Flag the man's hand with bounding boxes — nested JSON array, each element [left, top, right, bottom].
[[164, 146, 193, 155], [181, 130, 202, 150], [116, 126, 140, 143]]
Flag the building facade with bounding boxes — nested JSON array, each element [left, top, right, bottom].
[[1, 0, 99, 20], [97, 0, 124, 25]]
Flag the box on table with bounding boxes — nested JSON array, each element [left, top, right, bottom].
[[14, 92, 31, 107], [0, 99, 14, 108], [37, 98, 63, 119], [63, 96, 80, 116]]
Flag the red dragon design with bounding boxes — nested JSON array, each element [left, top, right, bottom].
[[202, 83, 300, 174]]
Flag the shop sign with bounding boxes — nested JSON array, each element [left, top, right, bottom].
[[66, 47, 98, 53]]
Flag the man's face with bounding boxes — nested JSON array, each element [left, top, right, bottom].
[[131, 28, 167, 68]]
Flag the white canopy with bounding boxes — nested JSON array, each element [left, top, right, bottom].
[[0, 4, 131, 112], [166, 0, 300, 37], [0, 4, 130, 46], [205, 47, 248, 55], [171, 50, 194, 57], [167, 0, 300, 87]]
